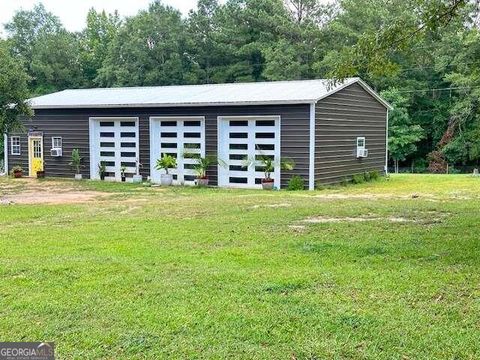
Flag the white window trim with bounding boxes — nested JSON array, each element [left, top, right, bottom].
[[357, 137, 366, 149], [10, 136, 21, 155], [217, 115, 281, 189], [52, 136, 63, 149], [149, 116, 206, 185]]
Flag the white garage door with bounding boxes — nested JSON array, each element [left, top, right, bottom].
[[218, 116, 281, 189], [89, 118, 139, 181], [150, 117, 205, 185]]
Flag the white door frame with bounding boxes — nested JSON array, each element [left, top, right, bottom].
[[89, 117, 139, 180], [217, 115, 281, 189], [149, 116, 206, 184]]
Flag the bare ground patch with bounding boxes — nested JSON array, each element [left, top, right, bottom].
[[1, 190, 111, 205], [293, 211, 450, 227], [0, 178, 114, 205], [251, 203, 292, 209]]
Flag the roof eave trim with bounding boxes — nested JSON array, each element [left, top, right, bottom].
[[313, 78, 393, 110], [30, 99, 316, 110]]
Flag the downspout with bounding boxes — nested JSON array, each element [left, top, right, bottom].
[[3, 133, 8, 175], [309, 102, 316, 190], [385, 109, 389, 175]]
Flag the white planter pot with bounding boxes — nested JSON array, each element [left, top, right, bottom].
[[196, 178, 209, 187], [132, 174, 143, 183], [261, 180, 274, 190], [161, 174, 173, 186], [74, 174, 82, 180]]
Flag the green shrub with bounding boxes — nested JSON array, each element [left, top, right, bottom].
[[369, 170, 380, 180], [363, 171, 371, 182], [340, 177, 350, 186], [287, 175, 305, 191], [316, 182, 327, 190], [352, 174, 365, 184], [412, 158, 428, 173]]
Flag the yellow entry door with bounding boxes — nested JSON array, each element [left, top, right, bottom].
[[29, 136, 44, 177]]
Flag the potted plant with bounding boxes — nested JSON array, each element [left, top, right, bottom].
[[187, 153, 219, 186], [36, 169, 45, 179], [254, 155, 295, 190], [98, 162, 107, 180], [11, 165, 23, 178], [132, 159, 143, 183], [69, 149, 83, 180], [120, 165, 127, 182], [155, 154, 177, 186]]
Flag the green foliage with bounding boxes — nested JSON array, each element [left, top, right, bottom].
[[97, 2, 192, 87], [340, 177, 350, 187], [10, 165, 23, 173], [287, 175, 305, 190], [369, 170, 380, 180], [351, 174, 365, 184], [254, 155, 295, 180], [381, 88, 424, 172], [155, 154, 177, 174], [0, 40, 32, 135], [69, 149, 82, 174], [98, 161, 106, 176], [188, 153, 219, 178], [80, 9, 121, 86]]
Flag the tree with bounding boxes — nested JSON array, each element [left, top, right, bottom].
[[186, 0, 229, 84], [97, 1, 192, 86], [0, 40, 32, 135], [79, 8, 121, 87], [5, 3, 63, 60], [436, 28, 480, 165], [284, 0, 324, 23], [381, 88, 424, 173], [30, 30, 83, 94], [4, 4, 82, 95], [324, 0, 476, 81]]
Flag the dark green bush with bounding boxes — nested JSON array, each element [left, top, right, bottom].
[[352, 174, 365, 184], [369, 170, 380, 180], [340, 177, 350, 187], [316, 182, 327, 190], [287, 175, 305, 191], [363, 171, 371, 182]]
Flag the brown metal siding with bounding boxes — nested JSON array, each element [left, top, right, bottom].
[[9, 104, 310, 188], [315, 83, 387, 184]]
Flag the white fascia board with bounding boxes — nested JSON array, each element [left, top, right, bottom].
[[30, 99, 318, 110]]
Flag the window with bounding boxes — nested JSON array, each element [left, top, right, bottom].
[[52, 137, 62, 149], [357, 137, 366, 149], [11, 136, 20, 155]]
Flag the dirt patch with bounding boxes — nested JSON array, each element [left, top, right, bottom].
[[1, 190, 111, 205], [251, 203, 291, 209], [299, 211, 448, 225], [302, 216, 412, 223], [308, 193, 438, 200]]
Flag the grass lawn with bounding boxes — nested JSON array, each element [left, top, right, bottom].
[[1, 174, 480, 359]]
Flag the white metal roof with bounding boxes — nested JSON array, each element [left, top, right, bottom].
[[28, 77, 392, 110]]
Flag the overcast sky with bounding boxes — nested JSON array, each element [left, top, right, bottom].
[[0, 0, 215, 36]]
